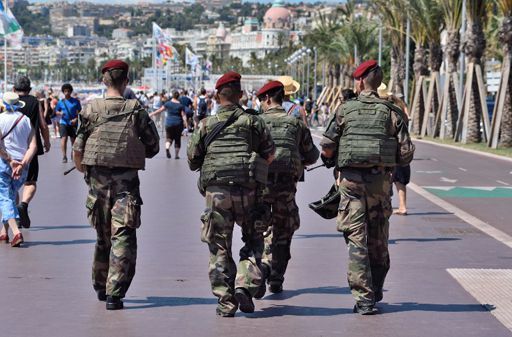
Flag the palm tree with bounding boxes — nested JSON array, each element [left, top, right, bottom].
[[497, 0, 512, 147], [462, 0, 487, 143], [372, 0, 407, 96], [439, 0, 464, 138]]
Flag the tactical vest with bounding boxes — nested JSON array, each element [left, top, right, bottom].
[[261, 111, 302, 178], [337, 96, 397, 168], [82, 98, 147, 169], [200, 109, 266, 187]]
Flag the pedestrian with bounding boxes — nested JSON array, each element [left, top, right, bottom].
[[49, 91, 60, 138], [320, 102, 330, 127], [150, 90, 188, 159], [278, 76, 308, 125], [193, 88, 208, 128], [320, 60, 415, 315], [151, 91, 163, 130], [72, 59, 160, 310], [0, 92, 37, 247], [255, 81, 319, 295], [187, 71, 275, 317], [14, 76, 51, 229], [55, 83, 81, 163], [179, 90, 194, 132]]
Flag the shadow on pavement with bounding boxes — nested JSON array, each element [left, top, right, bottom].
[[264, 286, 349, 301], [294, 234, 342, 239], [245, 305, 353, 318], [124, 296, 217, 309], [29, 225, 90, 231], [380, 302, 492, 313], [24, 239, 95, 247], [402, 212, 453, 216], [389, 238, 461, 244]]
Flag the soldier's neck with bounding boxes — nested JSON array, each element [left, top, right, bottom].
[[106, 87, 123, 97]]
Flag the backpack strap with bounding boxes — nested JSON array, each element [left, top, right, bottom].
[[358, 95, 407, 120], [1, 114, 25, 140]]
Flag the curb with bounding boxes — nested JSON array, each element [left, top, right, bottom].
[[412, 138, 512, 163]]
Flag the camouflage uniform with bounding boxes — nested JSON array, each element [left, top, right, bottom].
[[187, 104, 275, 315], [74, 97, 159, 299], [321, 90, 414, 306], [260, 106, 319, 288]]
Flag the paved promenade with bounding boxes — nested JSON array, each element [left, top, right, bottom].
[[1, 135, 512, 337]]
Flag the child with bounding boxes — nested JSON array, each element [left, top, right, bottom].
[[0, 92, 37, 247]]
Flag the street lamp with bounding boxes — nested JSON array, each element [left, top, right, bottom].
[[306, 48, 311, 99], [301, 51, 306, 96], [313, 47, 318, 101]]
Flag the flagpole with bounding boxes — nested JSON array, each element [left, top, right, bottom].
[[4, 0, 7, 92]]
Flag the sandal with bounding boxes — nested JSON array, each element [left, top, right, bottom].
[[393, 210, 408, 216], [0, 233, 8, 243]]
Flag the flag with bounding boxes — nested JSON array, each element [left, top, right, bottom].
[[185, 48, 198, 67], [0, 2, 22, 37], [152, 22, 177, 66]]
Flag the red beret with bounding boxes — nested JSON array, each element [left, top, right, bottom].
[[215, 71, 241, 90], [256, 81, 284, 98], [353, 60, 378, 79], [101, 59, 129, 74]]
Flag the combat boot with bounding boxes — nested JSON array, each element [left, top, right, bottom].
[[216, 308, 235, 317], [375, 290, 383, 303], [96, 290, 106, 302], [268, 281, 283, 294], [353, 302, 378, 315], [106, 296, 124, 310], [234, 288, 255, 313]]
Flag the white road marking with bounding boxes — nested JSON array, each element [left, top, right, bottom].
[[448, 269, 512, 332], [497, 180, 510, 186], [409, 182, 512, 249], [440, 177, 458, 183], [431, 157, 439, 162], [416, 170, 442, 174], [458, 167, 468, 172]]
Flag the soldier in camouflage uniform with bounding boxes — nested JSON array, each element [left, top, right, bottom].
[[187, 71, 275, 317], [254, 81, 319, 295], [73, 60, 160, 310], [320, 60, 414, 315]]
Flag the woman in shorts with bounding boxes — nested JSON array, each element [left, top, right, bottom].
[[150, 91, 188, 159], [0, 93, 37, 247]]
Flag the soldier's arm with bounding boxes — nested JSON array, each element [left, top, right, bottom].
[[253, 116, 275, 164], [298, 121, 320, 166], [187, 119, 207, 171], [320, 109, 344, 158], [137, 107, 160, 158], [392, 111, 415, 166], [73, 105, 92, 173]]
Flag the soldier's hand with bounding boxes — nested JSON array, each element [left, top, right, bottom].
[[321, 154, 335, 168]]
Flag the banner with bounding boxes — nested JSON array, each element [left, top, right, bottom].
[[185, 47, 198, 67], [152, 22, 177, 66], [0, 2, 22, 37]]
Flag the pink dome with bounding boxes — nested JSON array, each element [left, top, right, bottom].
[[264, 2, 291, 29]]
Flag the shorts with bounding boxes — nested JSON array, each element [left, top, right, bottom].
[[26, 155, 39, 183], [59, 124, 77, 138], [392, 165, 411, 185], [165, 125, 184, 148]]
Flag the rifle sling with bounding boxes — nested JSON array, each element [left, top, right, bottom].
[[203, 111, 239, 148]]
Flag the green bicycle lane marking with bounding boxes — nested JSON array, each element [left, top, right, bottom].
[[424, 187, 512, 198]]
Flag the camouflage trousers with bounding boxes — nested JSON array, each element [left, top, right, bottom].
[[262, 182, 300, 286], [201, 185, 265, 315], [336, 168, 392, 305], [85, 166, 142, 298]]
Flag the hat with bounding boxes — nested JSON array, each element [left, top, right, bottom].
[[353, 60, 378, 79], [101, 59, 129, 74], [278, 76, 300, 96], [1, 92, 25, 110], [215, 71, 241, 90], [256, 81, 284, 98], [377, 83, 390, 98]]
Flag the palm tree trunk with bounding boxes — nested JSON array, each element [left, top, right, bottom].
[[335, 64, 341, 86], [412, 46, 428, 135], [463, 21, 486, 143], [445, 29, 461, 138], [391, 47, 405, 96], [499, 17, 512, 147]]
